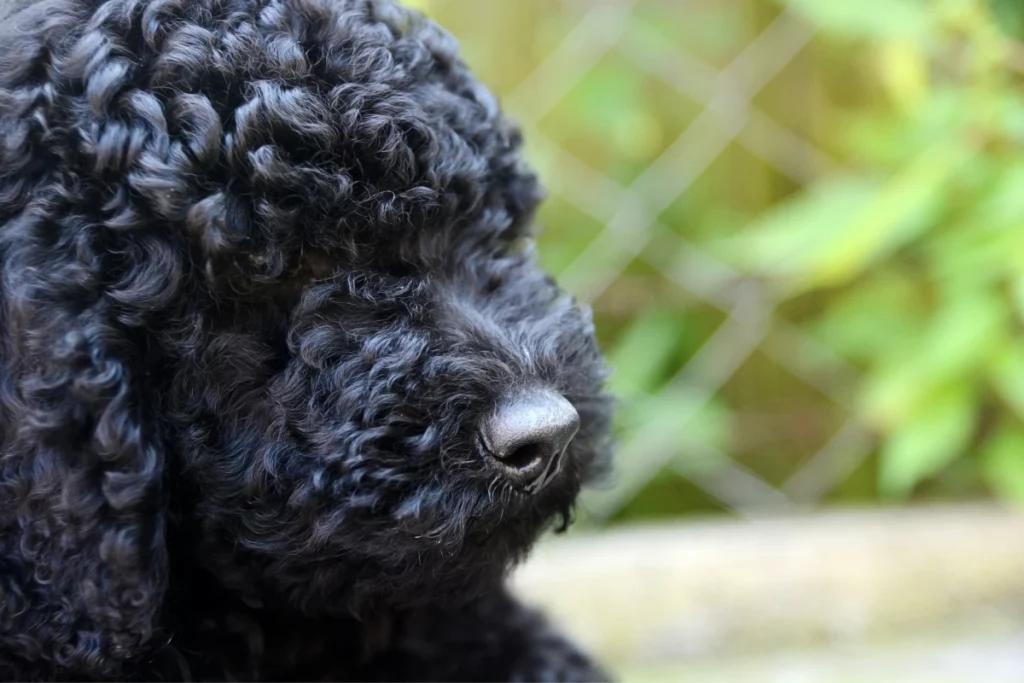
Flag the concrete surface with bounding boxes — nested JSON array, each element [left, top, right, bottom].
[[511, 505, 1024, 677]]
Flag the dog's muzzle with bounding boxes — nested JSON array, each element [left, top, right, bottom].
[[479, 387, 580, 494]]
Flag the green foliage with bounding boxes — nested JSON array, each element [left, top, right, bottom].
[[878, 383, 978, 498], [605, 309, 689, 400], [415, 0, 1024, 516], [980, 421, 1024, 500], [991, 0, 1024, 41], [710, 0, 1024, 499], [782, 0, 932, 42]]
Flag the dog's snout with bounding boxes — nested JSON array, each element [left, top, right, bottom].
[[480, 387, 580, 494]]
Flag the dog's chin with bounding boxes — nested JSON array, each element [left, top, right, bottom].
[[273, 480, 580, 618], [397, 487, 577, 606]]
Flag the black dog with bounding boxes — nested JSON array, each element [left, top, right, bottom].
[[0, 0, 614, 679]]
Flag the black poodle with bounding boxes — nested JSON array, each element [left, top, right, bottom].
[[0, 0, 615, 679]]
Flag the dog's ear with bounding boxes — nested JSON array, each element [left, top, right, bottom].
[[0, 251, 170, 679], [0, 247, 170, 680], [0, 9, 169, 678]]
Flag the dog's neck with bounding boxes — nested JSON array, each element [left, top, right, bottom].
[[158, 564, 392, 681], [154, 507, 391, 681]]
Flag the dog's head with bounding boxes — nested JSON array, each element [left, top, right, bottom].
[[0, 0, 612, 675]]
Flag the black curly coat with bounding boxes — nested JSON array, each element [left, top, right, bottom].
[[0, 0, 615, 679]]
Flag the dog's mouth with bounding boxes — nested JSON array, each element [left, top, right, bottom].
[[479, 437, 571, 496]]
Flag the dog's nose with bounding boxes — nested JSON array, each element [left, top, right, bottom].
[[480, 387, 580, 494]]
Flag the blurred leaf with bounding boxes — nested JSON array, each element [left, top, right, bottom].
[[875, 40, 929, 111], [860, 361, 932, 432], [929, 161, 1024, 288], [1010, 274, 1024, 321], [992, 0, 1024, 40], [610, 108, 664, 163], [709, 175, 882, 278], [981, 424, 1024, 501], [965, 161, 1024, 229], [605, 309, 687, 400], [878, 383, 977, 498], [534, 194, 608, 275], [812, 272, 925, 363], [993, 90, 1024, 144], [631, 4, 748, 67], [934, 1, 1012, 79], [616, 395, 733, 467], [715, 136, 967, 296], [571, 61, 641, 133], [539, 51, 700, 185], [800, 138, 969, 292], [783, 0, 932, 41], [916, 287, 1006, 378], [675, 399, 732, 454], [840, 88, 972, 166], [988, 344, 1024, 419], [930, 224, 1024, 289], [860, 288, 1004, 429]]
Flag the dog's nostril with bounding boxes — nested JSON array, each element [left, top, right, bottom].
[[480, 387, 580, 494], [504, 442, 547, 471]]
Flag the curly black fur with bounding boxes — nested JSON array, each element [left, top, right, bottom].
[[0, 0, 614, 679]]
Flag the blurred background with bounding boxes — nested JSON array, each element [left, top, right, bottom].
[[406, 0, 1024, 681]]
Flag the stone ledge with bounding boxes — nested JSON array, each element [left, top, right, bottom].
[[511, 505, 1024, 667]]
